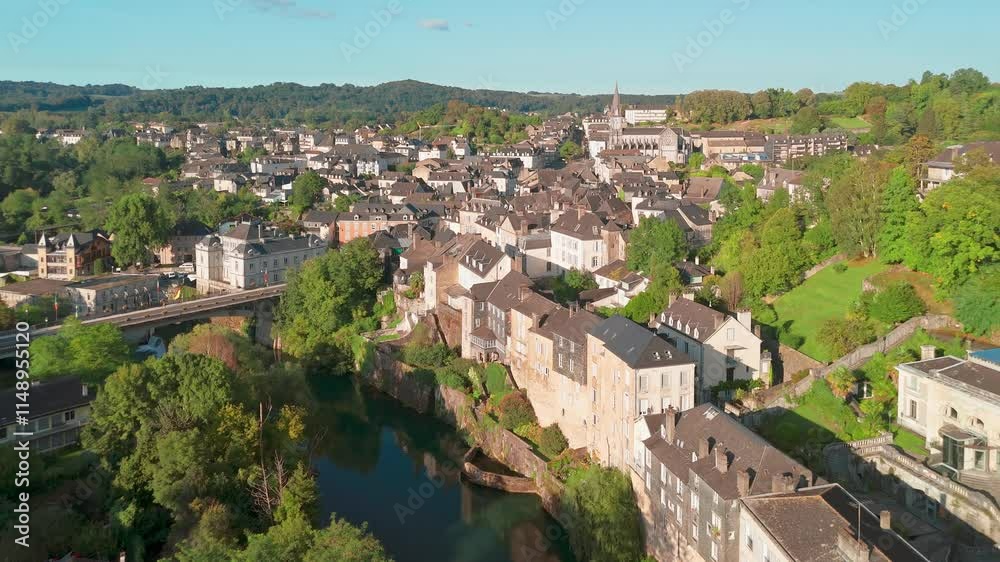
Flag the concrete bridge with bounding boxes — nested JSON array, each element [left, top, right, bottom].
[[0, 284, 285, 358]]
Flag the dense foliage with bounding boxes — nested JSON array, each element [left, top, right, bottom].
[[562, 465, 643, 562]]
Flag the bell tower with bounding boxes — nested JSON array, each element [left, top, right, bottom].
[[608, 82, 624, 148]]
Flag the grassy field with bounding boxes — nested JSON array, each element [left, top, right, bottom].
[[771, 259, 888, 361], [828, 116, 871, 130], [731, 117, 791, 134]]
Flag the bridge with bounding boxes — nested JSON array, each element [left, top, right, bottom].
[[0, 284, 286, 358]]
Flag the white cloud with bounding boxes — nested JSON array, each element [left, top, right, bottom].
[[418, 19, 450, 31]]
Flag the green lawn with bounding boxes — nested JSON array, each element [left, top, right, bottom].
[[829, 116, 871, 130], [771, 259, 888, 361], [893, 427, 928, 458], [485, 363, 512, 406]]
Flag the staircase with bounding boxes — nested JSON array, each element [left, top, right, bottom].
[[958, 470, 1000, 508]]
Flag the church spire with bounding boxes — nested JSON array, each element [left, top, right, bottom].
[[611, 82, 621, 116]]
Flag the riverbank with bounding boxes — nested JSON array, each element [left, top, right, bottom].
[[360, 343, 568, 517]]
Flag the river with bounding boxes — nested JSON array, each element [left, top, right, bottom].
[[308, 377, 577, 562]]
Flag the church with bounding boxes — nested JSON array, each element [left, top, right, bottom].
[[586, 83, 692, 164]]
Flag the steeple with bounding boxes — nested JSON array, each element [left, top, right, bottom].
[[611, 82, 621, 117]]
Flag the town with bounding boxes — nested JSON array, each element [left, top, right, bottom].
[[0, 11, 999, 562]]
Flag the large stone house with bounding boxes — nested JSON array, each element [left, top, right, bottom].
[[195, 221, 327, 292], [588, 315, 696, 469], [655, 297, 770, 402], [35, 230, 112, 279], [896, 347, 1000, 498], [630, 404, 816, 562]]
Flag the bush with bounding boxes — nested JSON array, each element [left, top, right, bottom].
[[539, 425, 569, 458], [434, 367, 470, 392], [498, 391, 536, 431], [826, 367, 856, 399], [403, 342, 451, 368], [832, 262, 848, 274], [818, 316, 876, 357], [867, 282, 925, 324]]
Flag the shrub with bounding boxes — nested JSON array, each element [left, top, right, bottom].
[[790, 370, 810, 384], [403, 342, 451, 368], [832, 262, 848, 274], [434, 367, 470, 392], [514, 422, 541, 442], [498, 391, 536, 431], [818, 316, 876, 357], [826, 367, 856, 399], [539, 425, 569, 458], [867, 282, 925, 324]]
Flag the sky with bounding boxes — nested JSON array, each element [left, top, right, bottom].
[[1, 0, 997, 96]]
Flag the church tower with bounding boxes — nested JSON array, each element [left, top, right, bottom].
[[608, 82, 625, 148]]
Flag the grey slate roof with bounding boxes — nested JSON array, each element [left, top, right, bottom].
[[590, 315, 692, 369]]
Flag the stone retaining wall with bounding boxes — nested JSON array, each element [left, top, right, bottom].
[[461, 447, 537, 494]]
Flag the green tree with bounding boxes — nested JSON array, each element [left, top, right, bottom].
[[867, 282, 925, 324], [828, 160, 889, 257], [289, 171, 325, 215], [28, 318, 131, 383], [903, 176, 1000, 287], [789, 106, 824, 134], [878, 167, 919, 263], [104, 192, 172, 267], [559, 140, 584, 160], [626, 216, 688, 274], [953, 266, 1000, 336], [277, 239, 384, 359], [562, 465, 643, 562]]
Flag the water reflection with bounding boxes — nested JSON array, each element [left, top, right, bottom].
[[308, 377, 575, 562]]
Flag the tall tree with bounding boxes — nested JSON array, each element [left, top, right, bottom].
[[289, 171, 325, 216], [954, 266, 1000, 336], [104, 192, 172, 267], [878, 167, 919, 263], [827, 160, 889, 257], [626, 216, 688, 274]]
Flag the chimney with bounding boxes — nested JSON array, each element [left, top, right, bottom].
[[519, 285, 531, 301], [569, 301, 579, 316], [576, 207, 584, 220], [82, 384, 89, 397], [836, 527, 871, 562], [663, 406, 677, 444], [879, 510, 891, 530], [694, 255, 700, 266], [737, 469, 751, 497], [771, 472, 786, 493], [736, 309, 752, 330], [682, 291, 696, 302], [698, 438, 710, 460], [715, 442, 729, 473], [920, 345, 937, 361]]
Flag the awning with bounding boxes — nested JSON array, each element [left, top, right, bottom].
[[939, 424, 980, 442]]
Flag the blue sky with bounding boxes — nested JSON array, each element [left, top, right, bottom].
[[1, 0, 997, 95]]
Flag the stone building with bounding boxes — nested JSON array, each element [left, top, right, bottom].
[[896, 347, 1000, 500], [35, 230, 112, 280], [655, 297, 770, 402], [630, 404, 815, 562], [587, 315, 696, 469], [195, 221, 327, 293]]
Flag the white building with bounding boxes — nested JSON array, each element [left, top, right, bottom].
[[195, 221, 327, 292]]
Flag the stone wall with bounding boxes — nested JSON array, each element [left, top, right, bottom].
[[461, 447, 537, 494], [434, 307, 462, 349], [802, 253, 846, 280], [366, 345, 435, 413]]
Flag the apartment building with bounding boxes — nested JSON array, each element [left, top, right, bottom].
[[587, 315, 696, 469], [630, 404, 815, 562]]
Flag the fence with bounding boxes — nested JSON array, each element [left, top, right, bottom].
[[745, 314, 957, 411]]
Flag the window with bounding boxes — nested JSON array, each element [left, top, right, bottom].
[[661, 372, 670, 387], [726, 328, 735, 341], [691, 491, 699, 513], [639, 374, 648, 392], [0, 427, 6, 440], [591, 256, 598, 268], [639, 399, 649, 414], [908, 400, 917, 419], [36, 416, 50, 431], [906, 375, 918, 390], [660, 465, 667, 484], [710, 542, 719, 561], [947, 407, 958, 419], [660, 488, 665, 505], [691, 522, 698, 543], [975, 451, 986, 470], [746, 530, 753, 551]]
